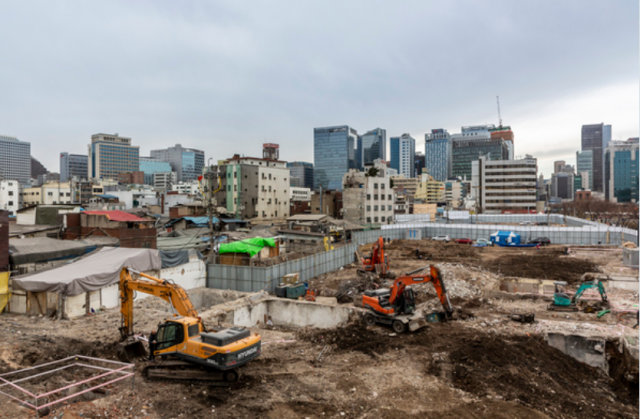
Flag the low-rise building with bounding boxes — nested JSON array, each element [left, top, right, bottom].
[[171, 181, 200, 195], [118, 171, 144, 185], [391, 175, 418, 198], [342, 160, 395, 226], [472, 155, 538, 213], [415, 173, 444, 204], [155, 172, 177, 191], [0, 180, 22, 215], [290, 187, 311, 202], [310, 190, 342, 218], [64, 210, 156, 249], [23, 182, 73, 206]]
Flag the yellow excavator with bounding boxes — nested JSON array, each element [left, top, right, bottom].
[[118, 267, 261, 384]]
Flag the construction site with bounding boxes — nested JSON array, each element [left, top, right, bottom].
[[1, 221, 639, 419]]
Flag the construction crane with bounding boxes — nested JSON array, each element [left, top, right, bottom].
[[118, 268, 261, 384], [496, 95, 502, 128]]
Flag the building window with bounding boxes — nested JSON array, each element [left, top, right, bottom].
[[388, 205, 392, 210], [48, 192, 53, 196], [234, 171, 237, 178], [388, 194, 392, 200], [374, 205, 378, 211], [367, 194, 371, 200], [381, 184, 385, 189], [8, 191, 12, 196], [374, 183, 378, 189], [367, 217, 372, 223], [366, 205, 371, 211], [381, 216, 385, 222], [374, 194, 378, 200], [374, 217, 379, 223]]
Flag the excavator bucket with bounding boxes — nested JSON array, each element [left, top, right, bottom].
[[408, 318, 427, 332], [117, 337, 148, 363]]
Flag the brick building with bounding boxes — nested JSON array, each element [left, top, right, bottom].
[[290, 200, 310, 215], [118, 171, 144, 185], [169, 203, 207, 219], [64, 210, 156, 249]]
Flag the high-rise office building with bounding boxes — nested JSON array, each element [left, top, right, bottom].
[[314, 126, 358, 190], [390, 134, 416, 179], [150, 144, 205, 183], [424, 129, 451, 181], [489, 126, 515, 159], [575, 150, 593, 190], [88, 133, 140, 180], [60, 152, 88, 182], [361, 128, 387, 166], [0, 135, 31, 184], [451, 137, 509, 180], [604, 138, 639, 203], [551, 173, 575, 200], [581, 123, 610, 192], [414, 152, 425, 177], [287, 162, 314, 188], [140, 157, 173, 186], [553, 160, 566, 174]]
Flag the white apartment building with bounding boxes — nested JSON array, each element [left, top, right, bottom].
[[155, 172, 178, 191], [472, 155, 537, 213], [171, 181, 199, 195], [23, 182, 73, 206], [214, 154, 290, 221], [290, 187, 311, 202], [0, 180, 22, 215], [342, 160, 395, 226]]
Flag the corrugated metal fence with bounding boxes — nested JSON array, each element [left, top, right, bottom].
[[207, 219, 638, 292]]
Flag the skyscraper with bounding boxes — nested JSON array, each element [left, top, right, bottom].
[[604, 138, 639, 203], [489, 126, 515, 159], [451, 137, 509, 180], [361, 128, 387, 166], [390, 134, 416, 178], [414, 152, 425, 177], [150, 144, 205, 183], [0, 135, 31, 184], [424, 129, 451, 181], [575, 150, 593, 190], [60, 152, 88, 182], [553, 160, 566, 174], [581, 123, 610, 192], [88, 133, 140, 180], [314, 126, 358, 190], [287, 162, 314, 188]]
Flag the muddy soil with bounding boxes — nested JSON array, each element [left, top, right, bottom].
[[299, 323, 637, 419]]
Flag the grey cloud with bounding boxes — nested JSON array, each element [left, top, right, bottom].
[[0, 0, 636, 175]]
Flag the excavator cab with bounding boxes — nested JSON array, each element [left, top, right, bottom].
[[400, 286, 416, 315]]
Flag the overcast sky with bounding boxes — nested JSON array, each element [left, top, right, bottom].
[[0, 1, 637, 179]]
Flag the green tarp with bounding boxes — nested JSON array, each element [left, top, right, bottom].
[[219, 237, 275, 257]]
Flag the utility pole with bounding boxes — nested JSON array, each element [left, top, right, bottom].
[[207, 165, 216, 263]]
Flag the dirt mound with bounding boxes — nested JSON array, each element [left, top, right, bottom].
[[378, 240, 482, 263], [16, 336, 122, 367], [482, 251, 598, 283], [297, 324, 397, 356], [432, 334, 637, 419]]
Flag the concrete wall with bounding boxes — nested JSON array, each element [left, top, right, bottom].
[[546, 333, 607, 372], [230, 298, 354, 329]]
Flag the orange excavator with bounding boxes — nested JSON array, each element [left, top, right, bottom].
[[359, 237, 395, 279], [118, 268, 261, 384], [362, 265, 453, 333]]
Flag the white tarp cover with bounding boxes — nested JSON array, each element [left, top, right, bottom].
[[11, 247, 162, 296]]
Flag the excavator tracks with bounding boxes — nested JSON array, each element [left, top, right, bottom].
[[144, 360, 240, 386]]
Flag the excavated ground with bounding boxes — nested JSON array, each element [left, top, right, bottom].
[[0, 239, 637, 418]]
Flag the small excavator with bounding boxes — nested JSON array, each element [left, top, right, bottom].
[[362, 265, 453, 333], [548, 279, 609, 312], [359, 236, 395, 279], [118, 267, 261, 384]]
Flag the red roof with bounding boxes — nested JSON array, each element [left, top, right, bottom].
[[82, 210, 147, 222]]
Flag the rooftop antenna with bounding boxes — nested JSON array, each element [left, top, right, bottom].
[[496, 96, 502, 128]]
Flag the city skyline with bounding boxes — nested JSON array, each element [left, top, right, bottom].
[[0, 1, 637, 179]]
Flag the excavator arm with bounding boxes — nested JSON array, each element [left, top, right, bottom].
[[388, 265, 453, 314], [572, 281, 608, 304], [119, 267, 200, 339]]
